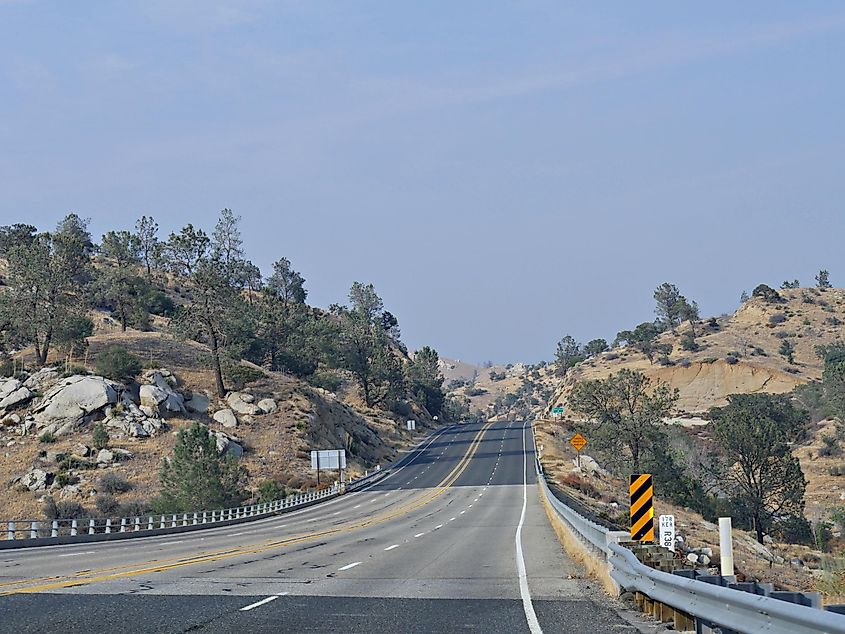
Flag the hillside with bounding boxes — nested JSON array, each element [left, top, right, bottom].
[[550, 286, 845, 415], [442, 358, 558, 420], [0, 326, 428, 520]]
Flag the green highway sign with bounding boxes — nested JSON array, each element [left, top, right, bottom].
[[552, 406, 565, 414]]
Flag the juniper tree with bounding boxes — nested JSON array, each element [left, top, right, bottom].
[[163, 219, 255, 397], [134, 215, 160, 282], [155, 422, 246, 513], [2, 220, 91, 366], [333, 282, 404, 408], [95, 230, 146, 331], [709, 394, 808, 544]]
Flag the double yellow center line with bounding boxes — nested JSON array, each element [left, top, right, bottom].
[[0, 421, 495, 595]]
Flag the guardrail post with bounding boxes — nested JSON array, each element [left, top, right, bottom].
[[182, 513, 188, 527], [8, 521, 14, 540], [148, 516, 154, 530], [70, 519, 77, 536], [134, 517, 141, 531], [119, 518, 126, 532], [30, 521, 38, 539], [88, 519, 95, 535], [171, 514, 177, 528], [159, 515, 165, 529], [202, 511, 207, 524], [193, 512, 198, 525], [105, 519, 112, 534], [51, 520, 58, 538]]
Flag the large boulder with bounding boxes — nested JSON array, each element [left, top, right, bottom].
[[22, 367, 60, 392], [96, 449, 114, 464], [226, 392, 259, 415], [211, 428, 243, 459], [104, 394, 165, 438], [257, 398, 277, 414], [30, 376, 119, 435], [139, 371, 185, 416], [213, 408, 238, 428], [0, 386, 33, 411], [186, 393, 211, 414], [0, 378, 23, 401], [20, 468, 52, 491]]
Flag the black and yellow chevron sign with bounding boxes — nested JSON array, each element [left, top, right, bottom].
[[629, 473, 654, 542]]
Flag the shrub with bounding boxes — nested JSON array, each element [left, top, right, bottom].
[[680, 332, 698, 352], [257, 479, 286, 503], [769, 313, 787, 326], [59, 456, 97, 471], [61, 364, 89, 378], [144, 288, 175, 317], [224, 364, 265, 391], [94, 345, 141, 381], [118, 499, 152, 517], [43, 497, 89, 520], [829, 465, 845, 476], [99, 472, 132, 494], [308, 371, 342, 393], [92, 422, 109, 450], [54, 472, 79, 488], [753, 284, 782, 303], [819, 434, 841, 458], [39, 431, 57, 444], [95, 494, 120, 516], [560, 473, 601, 499], [466, 387, 487, 397], [725, 355, 739, 365]]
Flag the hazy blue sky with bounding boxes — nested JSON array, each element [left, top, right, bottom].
[[2, 2, 844, 364]]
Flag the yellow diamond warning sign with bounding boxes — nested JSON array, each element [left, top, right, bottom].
[[569, 433, 587, 452]]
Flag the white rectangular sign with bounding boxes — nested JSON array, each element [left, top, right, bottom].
[[310, 449, 346, 470], [659, 514, 676, 552], [407, 420, 416, 431]]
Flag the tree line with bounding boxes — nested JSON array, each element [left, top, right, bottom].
[[0, 211, 450, 419]]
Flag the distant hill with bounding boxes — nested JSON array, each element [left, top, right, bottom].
[[549, 286, 845, 415]]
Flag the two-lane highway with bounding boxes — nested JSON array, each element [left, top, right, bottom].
[[0, 421, 643, 633]]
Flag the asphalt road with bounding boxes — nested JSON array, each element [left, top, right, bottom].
[[0, 421, 648, 633]]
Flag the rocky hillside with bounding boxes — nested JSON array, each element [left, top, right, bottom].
[[550, 286, 845, 415], [0, 329, 427, 520], [442, 358, 557, 420]]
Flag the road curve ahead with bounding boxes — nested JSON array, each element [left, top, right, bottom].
[[0, 421, 641, 633]]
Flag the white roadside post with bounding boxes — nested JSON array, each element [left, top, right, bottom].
[[719, 517, 735, 577]]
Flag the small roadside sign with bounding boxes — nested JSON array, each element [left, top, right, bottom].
[[569, 433, 587, 452], [659, 514, 676, 552], [552, 406, 565, 415]]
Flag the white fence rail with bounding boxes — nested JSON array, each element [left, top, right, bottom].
[[0, 484, 339, 548]]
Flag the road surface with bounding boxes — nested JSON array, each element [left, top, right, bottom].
[[0, 421, 645, 633]]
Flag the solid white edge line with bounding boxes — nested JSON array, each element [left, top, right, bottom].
[[516, 421, 543, 634]]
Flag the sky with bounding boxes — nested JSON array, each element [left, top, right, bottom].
[[2, 2, 845, 364]]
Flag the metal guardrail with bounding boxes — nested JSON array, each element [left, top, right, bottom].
[[609, 543, 845, 634], [531, 422, 845, 634], [0, 484, 340, 548]]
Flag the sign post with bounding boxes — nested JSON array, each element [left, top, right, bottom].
[[552, 406, 565, 419], [629, 474, 655, 542], [311, 450, 347, 488], [569, 432, 587, 469], [659, 514, 676, 551]]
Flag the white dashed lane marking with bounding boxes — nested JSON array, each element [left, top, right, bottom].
[[338, 562, 362, 571], [384, 544, 400, 551]]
